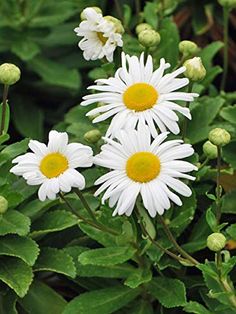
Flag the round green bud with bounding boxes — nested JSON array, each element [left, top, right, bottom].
[[207, 233, 226, 252], [0, 196, 8, 214], [104, 16, 124, 34], [0, 63, 21, 85], [135, 23, 153, 35], [203, 141, 218, 159], [80, 7, 102, 20], [179, 40, 198, 56], [183, 57, 206, 81], [138, 30, 161, 48], [208, 128, 231, 146], [218, 0, 236, 8], [84, 129, 102, 144]]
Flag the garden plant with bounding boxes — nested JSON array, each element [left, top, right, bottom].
[[0, 0, 236, 313]]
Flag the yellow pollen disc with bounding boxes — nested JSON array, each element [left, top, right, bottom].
[[40, 153, 69, 179], [126, 152, 161, 183], [97, 32, 108, 45], [123, 83, 158, 112]]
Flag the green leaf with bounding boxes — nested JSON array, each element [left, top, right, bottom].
[[12, 101, 44, 140], [220, 105, 236, 125], [222, 141, 236, 169], [187, 96, 225, 144], [0, 102, 10, 134], [29, 57, 81, 90], [11, 39, 40, 61], [34, 247, 76, 278], [130, 299, 154, 314], [199, 41, 224, 69], [0, 210, 30, 236], [0, 257, 33, 297], [206, 208, 217, 232], [226, 224, 236, 240], [148, 277, 187, 308], [222, 191, 236, 214], [0, 138, 29, 167], [0, 290, 17, 314], [0, 235, 39, 266], [184, 301, 212, 314], [124, 268, 152, 288], [62, 286, 140, 314], [79, 246, 136, 266], [143, 2, 158, 29], [31, 210, 78, 236], [20, 280, 67, 314]]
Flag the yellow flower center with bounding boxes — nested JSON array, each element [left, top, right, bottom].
[[126, 152, 161, 183], [97, 32, 108, 45], [123, 83, 158, 112], [40, 153, 68, 179]]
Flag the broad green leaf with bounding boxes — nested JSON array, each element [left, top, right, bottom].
[[0, 210, 30, 236], [34, 247, 76, 278], [0, 133, 10, 145], [148, 277, 187, 308], [220, 105, 236, 125], [184, 301, 212, 314], [124, 268, 152, 288], [79, 246, 136, 266], [20, 198, 58, 221], [222, 141, 236, 169], [11, 39, 40, 61], [30, 57, 81, 90], [130, 299, 154, 314], [0, 139, 29, 167], [12, 101, 44, 140], [0, 257, 33, 297], [0, 290, 17, 314], [187, 96, 225, 144], [0, 235, 39, 266], [222, 191, 236, 213], [143, 2, 158, 29], [226, 224, 236, 240], [31, 210, 78, 236], [192, 5, 212, 35], [199, 41, 224, 69], [62, 286, 140, 314], [20, 280, 67, 314], [206, 208, 217, 232]]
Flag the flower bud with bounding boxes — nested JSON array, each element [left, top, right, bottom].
[[183, 57, 206, 81], [138, 30, 161, 48], [0, 63, 21, 85], [207, 232, 226, 252], [208, 128, 231, 146], [104, 16, 124, 34], [80, 7, 102, 20], [218, 0, 236, 8], [84, 129, 102, 144], [135, 23, 153, 35], [203, 141, 217, 159], [179, 40, 198, 56], [0, 196, 8, 214]]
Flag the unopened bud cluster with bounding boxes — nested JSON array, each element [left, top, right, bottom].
[[136, 23, 161, 48], [207, 232, 226, 252], [0, 63, 21, 85], [183, 57, 206, 81], [208, 128, 231, 146]]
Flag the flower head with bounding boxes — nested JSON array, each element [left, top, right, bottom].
[[82, 52, 198, 138], [74, 8, 123, 62], [10, 130, 93, 201], [94, 125, 197, 217]]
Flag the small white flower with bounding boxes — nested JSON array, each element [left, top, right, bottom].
[[94, 125, 197, 217], [74, 8, 123, 62], [10, 130, 93, 201], [82, 52, 198, 137]]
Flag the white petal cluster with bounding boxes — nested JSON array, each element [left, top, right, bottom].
[[74, 8, 123, 62], [10, 130, 93, 201], [94, 125, 197, 217], [82, 52, 198, 137]]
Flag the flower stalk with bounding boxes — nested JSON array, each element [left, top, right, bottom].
[[0, 84, 9, 135], [220, 6, 230, 90]]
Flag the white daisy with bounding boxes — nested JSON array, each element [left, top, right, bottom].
[[94, 125, 197, 217], [82, 52, 198, 137], [10, 130, 93, 201], [74, 8, 123, 62]]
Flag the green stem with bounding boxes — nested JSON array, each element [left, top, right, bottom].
[[198, 157, 209, 170], [74, 189, 97, 224], [0, 84, 9, 135], [158, 216, 199, 265], [59, 193, 118, 236], [135, 0, 141, 21], [216, 145, 222, 223], [114, 0, 123, 22], [220, 6, 230, 91], [220, 277, 236, 308], [181, 82, 193, 140]]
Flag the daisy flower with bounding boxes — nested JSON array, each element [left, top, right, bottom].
[[10, 130, 93, 201], [94, 125, 197, 217], [74, 8, 123, 62], [82, 52, 198, 137]]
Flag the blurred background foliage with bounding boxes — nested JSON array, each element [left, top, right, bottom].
[[0, 0, 235, 142]]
